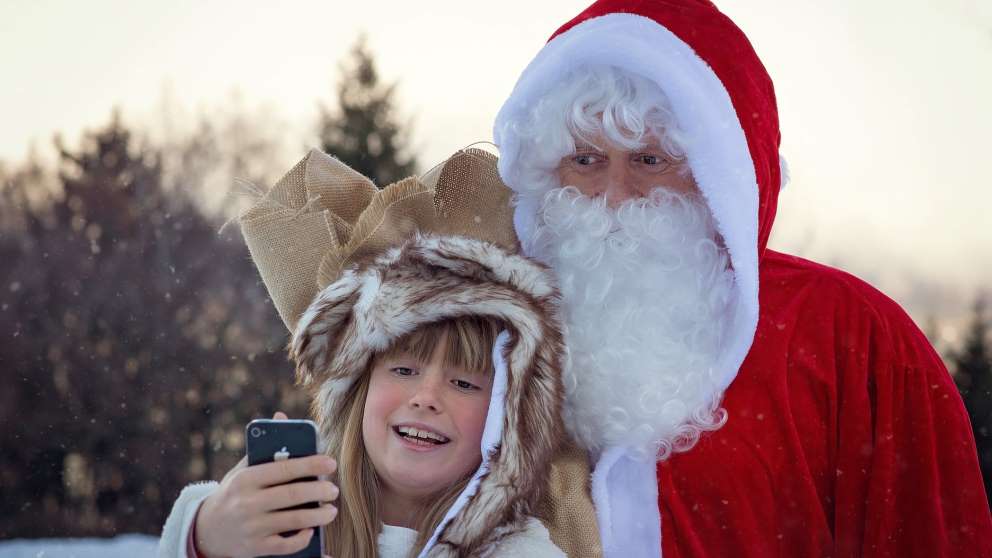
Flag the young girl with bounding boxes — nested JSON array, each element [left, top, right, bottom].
[[158, 232, 567, 558]]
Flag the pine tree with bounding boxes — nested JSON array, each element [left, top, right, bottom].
[[0, 114, 301, 536], [318, 35, 418, 187], [954, 295, 992, 505]]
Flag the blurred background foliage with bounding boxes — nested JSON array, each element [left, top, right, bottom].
[[0, 38, 988, 538], [0, 39, 417, 537]]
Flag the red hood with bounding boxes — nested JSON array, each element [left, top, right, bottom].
[[552, 0, 782, 256], [494, 0, 781, 401]]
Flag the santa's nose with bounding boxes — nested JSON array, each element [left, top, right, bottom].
[[603, 162, 639, 207]]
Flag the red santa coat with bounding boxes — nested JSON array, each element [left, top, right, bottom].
[[660, 249, 992, 557], [493, 0, 992, 556]]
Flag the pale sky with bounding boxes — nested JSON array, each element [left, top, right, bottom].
[[2, 0, 990, 337]]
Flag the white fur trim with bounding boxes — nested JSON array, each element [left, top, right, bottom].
[[493, 12, 759, 398], [419, 331, 512, 558], [591, 448, 662, 558], [156, 481, 218, 558]]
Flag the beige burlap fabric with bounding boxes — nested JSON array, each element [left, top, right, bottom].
[[238, 147, 519, 332], [538, 441, 604, 558], [237, 147, 602, 557]]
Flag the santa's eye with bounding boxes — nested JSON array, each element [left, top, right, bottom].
[[633, 153, 671, 167], [571, 152, 604, 166], [633, 153, 672, 172]]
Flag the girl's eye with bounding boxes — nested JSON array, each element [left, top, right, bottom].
[[391, 367, 416, 377], [451, 379, 480, 391]]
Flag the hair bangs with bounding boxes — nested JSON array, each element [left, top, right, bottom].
[[379, 316, 504, 376]]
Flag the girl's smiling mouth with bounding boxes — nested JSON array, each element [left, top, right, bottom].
[[393, 424, 451, 447]]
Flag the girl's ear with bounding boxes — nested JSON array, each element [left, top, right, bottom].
[[290, 273, 363, 386]]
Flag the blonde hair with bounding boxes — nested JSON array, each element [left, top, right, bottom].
[[322, 316, 504, 558]]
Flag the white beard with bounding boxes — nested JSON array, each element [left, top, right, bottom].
[[523, 187, 735, 460]]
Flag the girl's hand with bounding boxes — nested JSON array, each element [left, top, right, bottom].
[[194, 412, 339, 558]]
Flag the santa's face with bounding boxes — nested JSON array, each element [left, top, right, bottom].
[[556, 131, 697, 206]]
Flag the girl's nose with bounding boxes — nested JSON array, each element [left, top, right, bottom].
[[408, 378, 442, 413]]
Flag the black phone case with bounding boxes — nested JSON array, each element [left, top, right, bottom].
[[245, 419, 324, 558]]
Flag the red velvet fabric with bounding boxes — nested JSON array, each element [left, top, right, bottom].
[[549, 1, 992, 556], [658, 251, 992, 557]]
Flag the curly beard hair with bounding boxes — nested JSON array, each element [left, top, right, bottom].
[[523, 187, 734, 460]]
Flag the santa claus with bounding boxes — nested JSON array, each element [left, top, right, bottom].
[[493, 1, 992, 557]]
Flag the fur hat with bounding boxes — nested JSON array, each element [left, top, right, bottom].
[[291, 233, 565, 556]]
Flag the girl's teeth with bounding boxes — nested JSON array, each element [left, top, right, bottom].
[[397, 426, 449, 443]]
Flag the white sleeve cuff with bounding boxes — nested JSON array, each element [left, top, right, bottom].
[[156, 481, 219, 558]]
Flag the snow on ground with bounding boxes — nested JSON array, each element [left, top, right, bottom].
[[0, 534, 159, 557]]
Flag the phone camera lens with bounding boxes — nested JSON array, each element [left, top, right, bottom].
[[250, 427, 262, 438]]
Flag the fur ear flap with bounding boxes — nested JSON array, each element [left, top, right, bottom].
[[290, 271, 363, 385]]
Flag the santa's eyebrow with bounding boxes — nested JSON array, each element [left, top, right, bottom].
[[572, 141, 603, 152]]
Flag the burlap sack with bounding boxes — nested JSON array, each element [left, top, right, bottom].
[[237, 147, 603, 557]]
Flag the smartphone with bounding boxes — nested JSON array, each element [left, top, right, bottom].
[[245, 418, 325, 558]]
